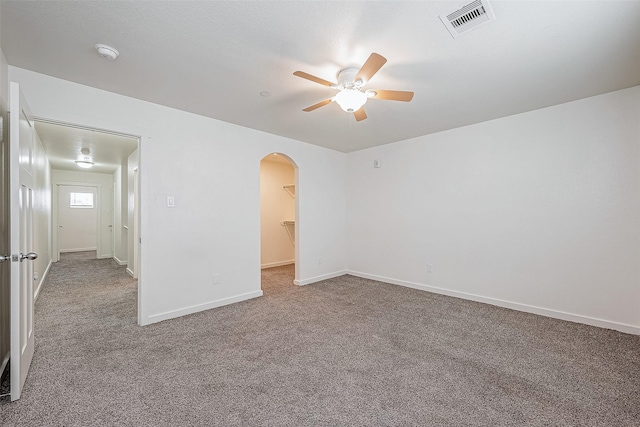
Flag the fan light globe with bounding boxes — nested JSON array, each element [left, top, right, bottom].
[[75, 160, 94, 169], [335, 89, 367, 113]]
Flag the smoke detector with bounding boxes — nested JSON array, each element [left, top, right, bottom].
[[440, 0, 496, 38], [95, 44, 119, 61]]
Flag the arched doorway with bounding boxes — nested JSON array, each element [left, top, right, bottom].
[[259, 153, 298, 292]]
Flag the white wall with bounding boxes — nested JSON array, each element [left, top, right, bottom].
[[10, 67, 348, 325], [260, 158, 295, 268], [347, 86, 640, 334], [51, 169, 114, 259], [57, 185, 98, 252]]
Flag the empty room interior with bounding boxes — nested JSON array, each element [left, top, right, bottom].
[[0, 1, 639, 425]]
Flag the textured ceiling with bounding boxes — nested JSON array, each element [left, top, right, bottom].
[[35, 121, 138, 173], [2, 1, 640, 153]]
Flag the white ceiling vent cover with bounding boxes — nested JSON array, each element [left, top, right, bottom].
[[440, 0, 496, 38]]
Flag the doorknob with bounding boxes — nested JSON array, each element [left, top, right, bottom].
[[20, 252, 38, 262], [0, 255, 10, 263]]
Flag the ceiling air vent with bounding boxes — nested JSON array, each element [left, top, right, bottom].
[[440, 0, 496, 38]]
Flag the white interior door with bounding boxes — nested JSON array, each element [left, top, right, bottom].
[[9, 82, 37, 401], [57, 185, 98, 253]]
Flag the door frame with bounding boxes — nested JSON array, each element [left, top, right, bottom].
[[52, 182, 102, 261], [0, 122, 8, 385], [132, 168, 139, 279]]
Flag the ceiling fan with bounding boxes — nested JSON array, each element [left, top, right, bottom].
[[293, 53, 414, 122]]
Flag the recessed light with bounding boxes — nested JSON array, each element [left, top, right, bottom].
[[95, 44, 119, 61]]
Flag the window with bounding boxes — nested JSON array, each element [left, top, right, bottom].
[[70, 192, 94, 208]]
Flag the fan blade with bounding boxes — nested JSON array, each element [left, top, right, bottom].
[[355, 53, 387, 84], [369, 90, 414, 102], [293, 71, 335, 87], [302, 99, 332, 112], [354, 108, 367, 121]]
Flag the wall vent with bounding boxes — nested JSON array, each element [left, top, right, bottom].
[[440, 0, 496, 38]]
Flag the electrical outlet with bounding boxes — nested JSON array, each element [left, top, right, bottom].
[[212, 274, 220, 285], [427, 264, 433, 273], [318, 257, 322, 265]]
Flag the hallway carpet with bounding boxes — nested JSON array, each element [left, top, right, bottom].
[[1, 260, 639, 426]]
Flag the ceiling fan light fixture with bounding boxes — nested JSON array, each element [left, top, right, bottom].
[[75, 160, 94, 169], [294, 53, 413, 120], [335, 89, 367, 113]]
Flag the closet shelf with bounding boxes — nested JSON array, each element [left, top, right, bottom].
[[282, 184, 295, 198], [281, 220, 295, 226]]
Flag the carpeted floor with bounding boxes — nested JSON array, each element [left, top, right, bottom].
[[0, 257, 638, 426]]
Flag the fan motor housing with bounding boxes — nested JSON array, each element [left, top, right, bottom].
[[336, 67, 362, 90]]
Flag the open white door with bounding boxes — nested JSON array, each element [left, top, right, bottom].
[[9, 82, 37, 401]]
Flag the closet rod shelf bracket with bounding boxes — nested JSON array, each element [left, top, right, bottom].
[[282, 184, 295, 198]]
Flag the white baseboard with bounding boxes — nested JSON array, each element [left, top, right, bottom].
[[143, 290, 264, 325], [97, 253, 113, 259], [60, 247, 97, 253], [261, 260, 294, 269], [346, 270, 640, 336], [34, 259, 53, 302], [113, 256, 128, 266], [126, 268, 134, 277], [294, 270, 347, 286]]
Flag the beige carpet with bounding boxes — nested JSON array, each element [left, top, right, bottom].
[[1, 258, 639, 426]]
